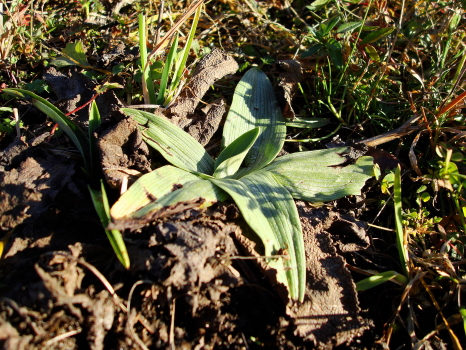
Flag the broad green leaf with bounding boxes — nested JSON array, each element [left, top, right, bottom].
[[301, 43, 323, 58], [222, 68, 286, 176], [449, 11, 461, 33], [132, 178, 228, 219], [213, 127, 261, 178], [321, 16, 340, 37], [89, 181, 130, 269], [361, 27, 395, 46], [381, 172, 395, 194], [326, 38, 343, 69], [263, 147, 374, 202], [365, 44, 380, 61], [306, 0, 332, 11], [122, 108, 215, 174], [2, 88, 91, 170], [51, 41, 90, 68], [110, 165, 200, 219], [94, 82, 124, 95], [337, 21, 363, 33], [212, 174, 305, 301]]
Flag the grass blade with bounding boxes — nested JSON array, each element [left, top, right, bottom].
[[360, 27, 395, 46], [156, 33, 179, 105], [139, 14, 157, 104], [2, 88, 91, 169], [88, 100, 102, 178], [146, 0, 205, 64], [167, 4, 202, 104], [285, 117, 329, 128], [89, 181, 130, 269], [394, 165, 409, 277], [222, 68, 286, 176], [123, 108, 215, 174], [460, 307, 466, 336], [356, 270, 408, 291]]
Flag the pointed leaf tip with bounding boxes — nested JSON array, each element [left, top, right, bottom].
[[222, 68, 286, 176], [214, 127, 261, 178]]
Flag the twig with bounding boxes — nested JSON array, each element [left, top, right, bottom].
[[154, 0, 165, 49], [43, 330, 81, 346], [357, 114, 422, 147], [169, 297, 176, 350], [49, 251, 127, 312]]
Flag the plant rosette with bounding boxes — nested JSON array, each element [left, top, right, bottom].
[[110, 68, 374, 302]]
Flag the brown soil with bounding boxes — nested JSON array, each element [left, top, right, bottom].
[[1, 44, 459, 350]]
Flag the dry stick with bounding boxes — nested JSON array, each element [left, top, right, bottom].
[[140, 0, 205, 105], [437, 61, 466, 114], [407, 298, 419, 347], [145, 0, 205, 70], [127, 308, 150, 350], [52, 251, 158, 349], [43, 330, 81, 346], [48, 251, 127, 312], [409, 129, 429, 176], [126, 280, 156, 334], [169, 297, 176, 350], [154, 0, 165, 49], [12, 107, 20, 138], [436, 89, 466, 118], [128, 104, 163, 109], [357, 114, 422, 147], [78, 258, 154, 335], [442, 127, 466, 142], [124, 280, 158, 350]]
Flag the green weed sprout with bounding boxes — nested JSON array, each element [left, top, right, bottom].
[[111, 68, 374, 301], [2, 88, 130, 269], [139, 2, 202, 105]]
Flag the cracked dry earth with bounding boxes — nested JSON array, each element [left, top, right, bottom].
[[1, 49, 381, 349]]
